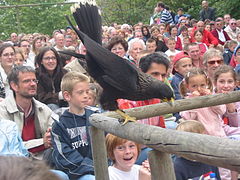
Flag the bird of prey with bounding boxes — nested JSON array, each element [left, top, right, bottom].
[[65, 0, 174, 124]]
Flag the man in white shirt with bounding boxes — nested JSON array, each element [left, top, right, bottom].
[[225, 18, 240, 41]]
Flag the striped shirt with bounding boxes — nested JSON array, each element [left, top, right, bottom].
[[160, 9, 174, 24]]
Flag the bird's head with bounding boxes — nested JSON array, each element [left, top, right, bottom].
[[150, 80, 174, 101]]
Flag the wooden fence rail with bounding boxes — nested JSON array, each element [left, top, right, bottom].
[[89, 91, 240, 180]]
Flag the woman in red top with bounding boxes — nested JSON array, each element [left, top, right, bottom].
[[169, 25, 182, 50]]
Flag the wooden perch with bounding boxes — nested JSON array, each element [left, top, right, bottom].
[[103, 90, 240, 120], [89, 114, 240, 172]]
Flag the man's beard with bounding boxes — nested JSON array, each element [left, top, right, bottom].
[[21, 92, 36, 99]]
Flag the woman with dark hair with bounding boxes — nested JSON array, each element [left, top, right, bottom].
[[141, 25, 151, 42], [35, 46, 67, 110], [107, 36, 128, 58], [0, 43, 15, 99]]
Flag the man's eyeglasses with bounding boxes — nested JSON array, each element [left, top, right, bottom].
[[22, 79, 39, 84], [43, 56, 57, 61], [207, 60, 223, 65], [2, 53, 15, 57], [230, 23, 237, 25]]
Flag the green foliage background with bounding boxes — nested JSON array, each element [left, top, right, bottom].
[[0, 0, 239, 40]]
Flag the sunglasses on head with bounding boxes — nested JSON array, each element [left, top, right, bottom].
[[207, 60, 223, 65]]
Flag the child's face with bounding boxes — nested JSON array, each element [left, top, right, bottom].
[[87, 91, 96, 106], [205, 24, 211, 31], [215, 72, 236, 93], [175, 58, 193, 76], [151, 29, 159, 38], [194, 31, 203, 42], [64, 82, 90, 111], [113, 141, 138, 172], [146, 42, 157, 53], [170, 27, 178, 37], [181, 30, 188, 37], [237, 34, 240, 42], [187, 74, 208, 94], [235, 49, 240, 63], [167, 40, 176, 51], [229, 44, 237, 52], [15, 53, 25, 66]]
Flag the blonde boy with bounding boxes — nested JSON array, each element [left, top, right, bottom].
[[165, 38, 180, 58], [51, 71, 96, 180], [146, 38, 157, 53], [174, 120, 221, 180]]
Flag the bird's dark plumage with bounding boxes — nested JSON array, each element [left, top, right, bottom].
[[66, 1, 174, 111]]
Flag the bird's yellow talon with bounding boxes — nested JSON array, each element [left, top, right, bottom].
[[116, 109, 137, 125]]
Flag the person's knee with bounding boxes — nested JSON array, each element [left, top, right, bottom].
[[50, 170, 69, 180]]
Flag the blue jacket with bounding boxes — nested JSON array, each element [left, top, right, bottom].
[[171, 72, 184, 100], [51, 108, 97, 179], [174, 156, 221, 180], [0, 119, 29, 156]]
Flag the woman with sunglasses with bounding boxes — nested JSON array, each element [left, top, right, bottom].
[[35, 46, 68, 110]]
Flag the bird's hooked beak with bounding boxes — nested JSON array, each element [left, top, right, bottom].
[[162, 97, 175, 106]]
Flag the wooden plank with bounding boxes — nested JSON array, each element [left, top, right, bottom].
[[103, 91, 240, 120]]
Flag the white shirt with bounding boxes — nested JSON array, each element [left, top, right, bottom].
[[0, 64, 12, 96], [108, 165, 140, 180], [165, 49, 180, 58], [216, 29, 226, 42]]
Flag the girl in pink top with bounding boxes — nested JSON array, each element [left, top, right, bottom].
[[179, 68, 240, 137], [213, 65, 240, 131]]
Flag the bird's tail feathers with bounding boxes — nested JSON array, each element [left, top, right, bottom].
[[70, 0, 102, 44]]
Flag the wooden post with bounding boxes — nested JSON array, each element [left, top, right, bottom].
[[148, 150, 176, 180], [90, 126, 109, 180]]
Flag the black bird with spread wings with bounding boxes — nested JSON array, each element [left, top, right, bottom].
[[65, 1, 174, 124]]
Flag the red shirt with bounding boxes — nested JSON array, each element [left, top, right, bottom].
[[191, 27, 218, 47], [117, 99, 166, 128], [21, 107, 45, 153]]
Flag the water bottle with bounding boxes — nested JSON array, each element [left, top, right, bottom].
[[209, 172, 217, 180]]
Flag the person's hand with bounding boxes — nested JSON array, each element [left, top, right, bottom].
[[139, 166, 151, 180], [190, 90, 201, 97], [199, 88, 211, 96], [157, 34, 163, 41], [226, 103, 236, 113], [142, 160, 150, 171], [43, 127, 52, 148]]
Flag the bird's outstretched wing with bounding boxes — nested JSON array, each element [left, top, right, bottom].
[[58, 50, 85, 59], [66, 2, 139, 92]]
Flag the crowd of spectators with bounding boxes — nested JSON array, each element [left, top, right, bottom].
[[0, 0, 240, 179]]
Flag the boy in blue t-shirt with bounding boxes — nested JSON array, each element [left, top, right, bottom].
[[51, 71, 97, 180]]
